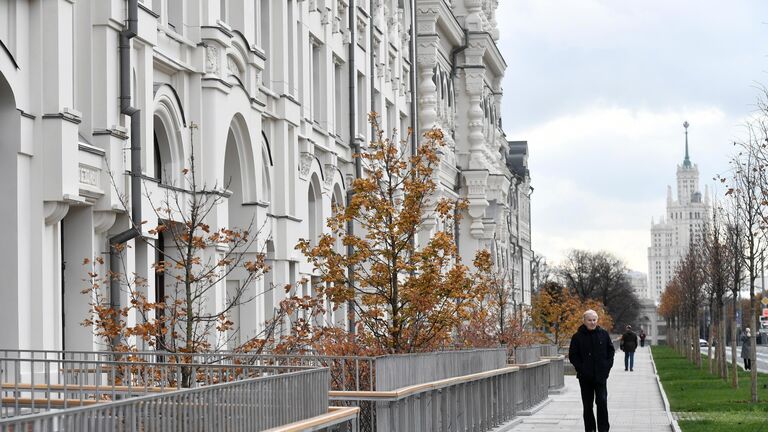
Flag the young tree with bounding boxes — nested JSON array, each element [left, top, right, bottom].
[[530, 281, 613, 347], [676, 246, 706, 366], [701, 203, 731, 380], [726, 136, 766, 402], [82, 124, 271, 387], [296, 116, 490, 353]]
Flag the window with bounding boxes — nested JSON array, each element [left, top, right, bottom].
[[259, 0, 271, 85], [334, 60, 344, 138], [167, 0, 183, 34], [311, 39, 324, 122]]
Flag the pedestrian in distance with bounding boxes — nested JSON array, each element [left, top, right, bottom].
[[569, 309, 615, 432], [620, 325, 638, 371], [741, 327, 752, 371], [639, 330, 646, 348]]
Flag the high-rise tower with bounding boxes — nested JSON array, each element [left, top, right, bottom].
[[647, 122, 710, 300]]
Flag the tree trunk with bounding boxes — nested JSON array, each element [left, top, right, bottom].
[[731, 317, 739, 388], [750, 299, 758, 403]]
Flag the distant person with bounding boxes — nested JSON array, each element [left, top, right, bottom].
[[639, 330, 646, 348], [742, 328, 752, 371], [620, 325, 638, 371], [569, 309, 615, 432]]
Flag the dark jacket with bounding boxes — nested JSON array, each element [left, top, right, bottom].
[[620, 330, 638, 352], [569, 324, 615, 382]]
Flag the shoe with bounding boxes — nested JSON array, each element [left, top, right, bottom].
[[631, 369, 634, 371], [625, 368, 628, 371]]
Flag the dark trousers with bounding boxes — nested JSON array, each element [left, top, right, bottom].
[[640, 339, 645, 347], [744, 358, 751, 370], [624, 351, 635, 371], [579, 378, 609, 432]]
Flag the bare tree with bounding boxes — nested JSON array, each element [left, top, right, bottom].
[[701, 203, 732, 381], [558, 250, 640, 329], [726, 135, 766, 402]]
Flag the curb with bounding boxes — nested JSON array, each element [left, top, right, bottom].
[[649, 347, 683, 432], [516, 396, 553, 416]]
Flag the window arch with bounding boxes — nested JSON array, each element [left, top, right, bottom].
[[152, 84, 187, 186]]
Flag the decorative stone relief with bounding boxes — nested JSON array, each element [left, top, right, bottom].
[[205, 46, 219, 74], [463, 170, 490, 239], [357, 19, 367, 46], [299, 152, 314, 180], [323, 164, 336, 191], [227, 56, 243, 81], [321, 7, 330, 25], [79, 166, 99, 186]]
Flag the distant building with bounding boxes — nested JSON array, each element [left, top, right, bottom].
[[637, 299, 666, 346], [626, 270, 651, 300], [647, 122, 710, 301]]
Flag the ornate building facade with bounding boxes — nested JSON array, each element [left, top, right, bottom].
[[647, 122, 710, 301], [0, 0, 532, 351]]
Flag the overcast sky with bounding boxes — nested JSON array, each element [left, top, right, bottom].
[[496, 1, 768, 272]]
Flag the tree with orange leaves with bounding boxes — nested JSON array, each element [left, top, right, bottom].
[[531, 282, 613, 347], [296, 115, 490, 354]]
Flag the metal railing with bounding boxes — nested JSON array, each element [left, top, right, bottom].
[[0, 348, 511, 393], [0, 349, 377, 392], [543, 355, 565, 391], [331, 359, 557, 431], [514, 360, 551, 413], [0, 356, 312, 418], [373, 348, 507, 391], [0, 368, 331, 431]]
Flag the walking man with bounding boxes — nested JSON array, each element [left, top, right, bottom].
[[620, 325, 638, 371], [569, 309, 615, 432], [639, 330, 646, 348]]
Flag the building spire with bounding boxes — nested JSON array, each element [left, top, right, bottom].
[[683, 121, 691, 168]]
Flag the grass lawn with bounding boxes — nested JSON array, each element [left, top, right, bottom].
[[652, 345, 768, 432]]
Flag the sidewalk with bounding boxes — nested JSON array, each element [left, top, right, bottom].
[[507, 347, 674, 431]]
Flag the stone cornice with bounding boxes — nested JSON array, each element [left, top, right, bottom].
[[466, 32, 506, 76]]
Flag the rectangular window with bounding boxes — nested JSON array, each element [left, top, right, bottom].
[[386, 101, 395, 139], [288, 0, 296, 96], [259, 1, 271, 85], [357, 73, 366, 135], [311, 40, 324, 122], [167, 0, 183, 34], [334, 60, 344, 138]]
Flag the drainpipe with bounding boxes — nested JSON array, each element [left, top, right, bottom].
[[527, 184, 534, 302], [110, 0, 142, 348], [369, 10, 374, 134], [409, 0, 418, 157], [512, 175, 522, 317], [449, 29, 468, 80], [346, 0, 360, 335]]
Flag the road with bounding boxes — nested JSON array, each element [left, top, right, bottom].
[[699, 344, 768, 373]]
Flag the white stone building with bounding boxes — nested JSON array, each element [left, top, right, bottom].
[[647, 122, 710, 301], [0, 0, 532, 351], [626, 270, 651, 300]]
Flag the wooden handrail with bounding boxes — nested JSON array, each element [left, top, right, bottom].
[[263, 406, 360, 432], [329, 365, 523, 401]]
